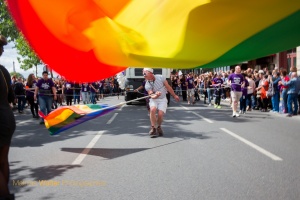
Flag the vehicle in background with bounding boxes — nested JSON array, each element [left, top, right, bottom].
[[124, 68, 171, 105]]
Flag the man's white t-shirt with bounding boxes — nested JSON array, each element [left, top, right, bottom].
[[145, 75, 167, 99]]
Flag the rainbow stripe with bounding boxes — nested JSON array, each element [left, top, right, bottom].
[[6, 0, 300, 82], [40, 104, 118, 135]]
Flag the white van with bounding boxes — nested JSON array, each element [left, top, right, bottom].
[[123, 68, 171, 105]]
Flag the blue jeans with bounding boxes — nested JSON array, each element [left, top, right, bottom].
[[39, 95, 53, 121], [271, 92, 280, 112], [207, 88, 212, 103], [282, 89, 288, 113], [74, 92, 80, 104], [287, 93, 298, 115], [246, 94, 252, 109], [240, 95, 246, 111], [17, 96, 26, 111], [90, 92, 96, 104]]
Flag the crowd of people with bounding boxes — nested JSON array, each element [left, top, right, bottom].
[[171, 65, 300, 117], [10, 72, 121, 124]]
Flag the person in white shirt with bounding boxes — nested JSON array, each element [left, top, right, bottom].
[[143, 68, 180, 138]]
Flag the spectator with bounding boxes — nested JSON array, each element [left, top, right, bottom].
[[0, 34, 16, 200]]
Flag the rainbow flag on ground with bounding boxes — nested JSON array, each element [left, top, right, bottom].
[[39, 104, 118, 135]]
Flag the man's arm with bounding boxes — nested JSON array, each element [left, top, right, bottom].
[[164, 80, 180, 102]]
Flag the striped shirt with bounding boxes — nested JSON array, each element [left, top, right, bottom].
[[145, 75, 167, 99]]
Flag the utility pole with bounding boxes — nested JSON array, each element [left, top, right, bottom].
[[13, 61, 16, 72]]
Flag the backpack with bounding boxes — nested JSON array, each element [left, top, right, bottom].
[[266, 82, 274, 97], [14, 82, 25, 96]]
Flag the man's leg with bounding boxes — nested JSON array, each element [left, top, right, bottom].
[[157, 110, 164, 127], [149, 106, 157, 137], [38, 96, 46, 123]]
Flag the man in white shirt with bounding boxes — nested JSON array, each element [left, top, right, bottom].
[[144, 68, 180, 138]]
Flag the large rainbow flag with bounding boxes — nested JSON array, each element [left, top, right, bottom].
[[6, 0, 300, 82], [39, 104, 118, 135]]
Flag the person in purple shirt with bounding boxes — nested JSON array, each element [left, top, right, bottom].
[[26, 73, 39, 118], [34, 71, 57, 124], [81, 83, 90, 104], [227, 65, 245, 117], [63, 80, 74, 105], [212, 73, 224, 108], [185, 72, 196, 105], [89, 82, 98, 104], [134, 80, 150, 115]]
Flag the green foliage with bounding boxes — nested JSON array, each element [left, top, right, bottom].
[[10, 71, 23, 79], [15, 35, 43, 71], [0, 0, 19, 41], [0, 0, 43, 74]]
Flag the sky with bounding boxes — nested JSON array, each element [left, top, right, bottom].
[[0, 42, 58, 79]]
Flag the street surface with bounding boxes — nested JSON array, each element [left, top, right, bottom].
[[9, 96, 300, 200]]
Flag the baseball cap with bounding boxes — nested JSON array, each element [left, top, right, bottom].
[[143, 68, 153, 73]]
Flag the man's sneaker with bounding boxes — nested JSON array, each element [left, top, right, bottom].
[[217, 105, 221, 109], [232, 113, 236, 117], [236, 112, 240, 117], [214, 104, 217, 108], [157, 126, 164, 136], [149, 127, 157, 138]]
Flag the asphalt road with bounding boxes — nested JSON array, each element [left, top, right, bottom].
[[9, 95, 300, 200]]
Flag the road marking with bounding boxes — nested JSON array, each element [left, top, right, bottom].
[[106, 113, 118, 124], [17, 119, 34, 125], [191, 111, 214, 123], [220, 128, 283, 161], [72, 131, 104, 165], [180, 105, 213, 123]]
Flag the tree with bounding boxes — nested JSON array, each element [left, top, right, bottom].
[[10, 71, 23, 79], [0, 0, 19, 41], [15, 35, 43, 77], [0, 0, 44, 77]]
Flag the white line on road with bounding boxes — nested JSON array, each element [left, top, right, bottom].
[[180, 105, 213, 123], [191, 111, 214, 123], [220, 128, 283, 161], [16, 119, 34, 125], [106, 113, 118, 124], [72, 131, 104, 165]]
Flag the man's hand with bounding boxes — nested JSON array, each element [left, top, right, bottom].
[[150, 91, 161, 99], [173, 95, 180, 102]]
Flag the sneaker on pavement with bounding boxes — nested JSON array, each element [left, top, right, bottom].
[[232, 113, 236, 117], [157, 126, 164, 136], [236, 112, 240, 117], [214, 104, 217, 108], [149, 127, 157, 138], [217, 105, 221, 109]]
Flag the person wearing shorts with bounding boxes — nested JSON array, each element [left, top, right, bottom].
[[186, 72, 196, 105], [228, 65, 245, 117], [144, 68, 180, 138]]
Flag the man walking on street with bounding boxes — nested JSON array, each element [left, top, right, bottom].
[[144, 68, 180, 138], [228, 65, 245, 117], [34, 71, 57, 124]]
